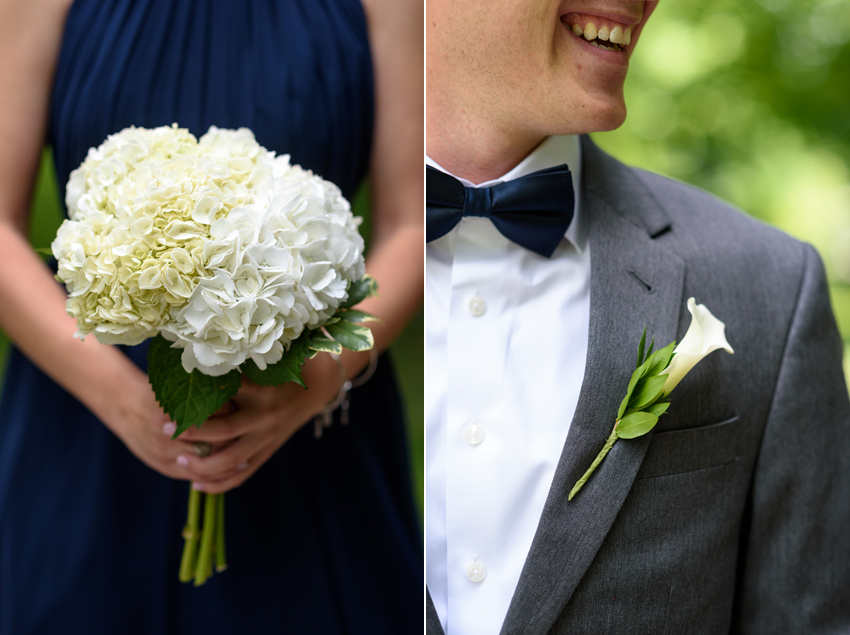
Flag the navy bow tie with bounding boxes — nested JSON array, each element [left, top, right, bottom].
[[426, 164, 574, 258]]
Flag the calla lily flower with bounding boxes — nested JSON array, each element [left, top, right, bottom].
[[661, 297, 734, 395], [570, 298, 735, 501]]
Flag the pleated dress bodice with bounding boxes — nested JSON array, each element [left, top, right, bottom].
[[50, 0, 373, 203]]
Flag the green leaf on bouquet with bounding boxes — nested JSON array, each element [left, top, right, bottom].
[[325, 320, 374, 352], [147, 335, 242, 439], [637, 327, 647, 367], [309, 334, 343, 356], [340, 275, 378, 309], [337, 309, 380, 324], [618, 355, 654, 419], [646, 401, 671, 418], [628, 375, 668, 411], [615, 411, 659, 439], [647, 341, 677, 377], [242, 332, 311, 388]]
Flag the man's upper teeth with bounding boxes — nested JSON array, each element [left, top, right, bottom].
[[610, 26, 624, 43], [572, 22, 632, 45]]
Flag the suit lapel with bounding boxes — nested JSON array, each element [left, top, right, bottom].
[[500, 137, 686, 634], [426, 588, 444, 635]]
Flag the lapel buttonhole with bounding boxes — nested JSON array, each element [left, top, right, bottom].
[[628, 269, 654, 294]]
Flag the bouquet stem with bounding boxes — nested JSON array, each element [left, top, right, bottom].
[[178, 487, 202, 582], [194, 493, 218, 586], [178, 488, 228, 585], [568, 424, 619, 501], [215, 493, 227, 572]]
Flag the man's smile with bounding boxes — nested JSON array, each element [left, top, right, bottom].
[[559, 10, 645, 54], [568, 21, 630, 52]]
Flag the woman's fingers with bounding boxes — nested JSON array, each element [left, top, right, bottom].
[[150, 379, 311, 488], [155, 423, 199, 453], [176, 432, 260, 480], [211, 400, 238, 418], [158, 398, 237, 443], [132, 439, 198, 482], [192, 445, 276, 494], [124, 416, 206, 482], [179, 408, 261, 442], [155, 460, 200, 482]]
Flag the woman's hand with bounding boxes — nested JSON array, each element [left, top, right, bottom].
[[175, 353, 341, 494], [94, 368, 205, 482]]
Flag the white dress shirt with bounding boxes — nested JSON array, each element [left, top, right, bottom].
[[426, 135, 590, 634]]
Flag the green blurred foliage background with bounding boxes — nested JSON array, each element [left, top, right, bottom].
[[593, 0, 850, 392], [0, 155, 424, 521]]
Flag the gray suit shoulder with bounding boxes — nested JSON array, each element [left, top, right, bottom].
[[630, 166, 813, 289], [580, 136, 821, 311]]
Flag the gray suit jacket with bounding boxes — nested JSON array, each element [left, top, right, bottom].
[[426, 136, 850, 634]]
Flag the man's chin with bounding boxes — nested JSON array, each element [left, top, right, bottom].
[[591, 104, 627, 133], [546, 99, 626, 136]]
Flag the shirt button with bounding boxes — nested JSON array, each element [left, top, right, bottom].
[[463, 422, 484, 445], [466, 562, 486, 583], [468, 295, 486, 317]]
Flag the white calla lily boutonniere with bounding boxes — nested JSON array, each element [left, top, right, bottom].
[[569, 298, 734, 501]]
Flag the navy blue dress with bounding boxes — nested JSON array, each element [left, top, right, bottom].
[[0, 1, 422, 633]]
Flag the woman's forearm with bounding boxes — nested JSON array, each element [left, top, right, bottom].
[[0, 221, 148, 428], [346, 0, 423, 383]]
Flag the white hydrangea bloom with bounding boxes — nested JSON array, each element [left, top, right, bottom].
[[53, 124, 366, 375]]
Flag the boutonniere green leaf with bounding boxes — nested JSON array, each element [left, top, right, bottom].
[[569, 297, 734, 501]]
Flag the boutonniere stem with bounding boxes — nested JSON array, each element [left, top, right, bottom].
[[569, 298, 734, 501]]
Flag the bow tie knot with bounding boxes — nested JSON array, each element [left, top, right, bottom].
[[425, 165, 575, 258], [463, 187, 493, 219]]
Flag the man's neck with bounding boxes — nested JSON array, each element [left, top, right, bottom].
[[427, 100, 546, 185]]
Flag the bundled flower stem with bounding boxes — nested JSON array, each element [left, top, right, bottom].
[[569, 426, 619, 500], [179, 488, 202, 582], [215, 494, 227, 573], [178, 492, 228, 586], [195, 493, 218, 585]]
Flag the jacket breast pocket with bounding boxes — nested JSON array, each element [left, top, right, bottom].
[[636, 415, 741, 479]]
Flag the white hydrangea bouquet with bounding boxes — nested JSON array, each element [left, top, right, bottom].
[[51, 124, 377, 585]]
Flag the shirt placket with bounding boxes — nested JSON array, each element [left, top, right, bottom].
[[445, 219, 509, 635]]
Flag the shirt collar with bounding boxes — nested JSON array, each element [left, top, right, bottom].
[[426, 135, 586, 253]]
